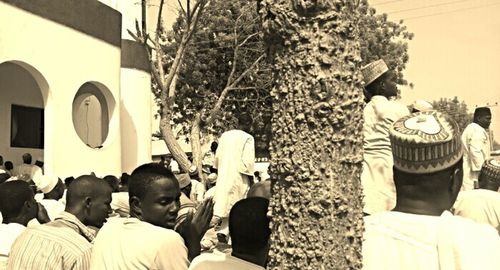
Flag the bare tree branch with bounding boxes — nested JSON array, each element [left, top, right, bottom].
[[156, 0, 165, 33], [205, 53, 266, 125], [177, 0, 187, 17]]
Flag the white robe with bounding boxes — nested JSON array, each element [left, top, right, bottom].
[[461, 123, 491, 191], [363, 211, 500, 270], [361, 96, 409, 214], [454, 189, 500, 233], [213, 129, 254, 218]]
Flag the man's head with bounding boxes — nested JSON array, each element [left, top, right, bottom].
[[210, 142, 218, 153], [0, 180, 38, 225], [130, 163, 181, 229], [65, 175, 112, 228], [22, 153, 32, 164], [176, 173, 192, 197], [473, 107, 492, 129], [38, 174, 65, 200], [229, 197, 271, 266], [236, 113, 253, 133], [103, 175, 120, 192], [390, 111, 464, 214], [4, 161, 13, 171], [478, 159, 500, 191], [361, 59, 398, 100]]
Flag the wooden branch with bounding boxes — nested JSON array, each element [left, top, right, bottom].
[[205, 53, 266, 125], [156, 0, 165, 33], [177, 0, 187, 17]]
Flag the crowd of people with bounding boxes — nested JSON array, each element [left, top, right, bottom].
[[0, 59, 499, 269]]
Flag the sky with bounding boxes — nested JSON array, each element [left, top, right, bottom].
[[149, 0, 500, 142], [369, 0, 500, 141]]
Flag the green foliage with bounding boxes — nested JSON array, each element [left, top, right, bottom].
[[357, 0, 414, 87], [432, 96, 473, 133]]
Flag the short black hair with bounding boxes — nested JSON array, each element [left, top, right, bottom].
[[0, 181, 33, 221], [66, 175, 111, 208], [130, 163, 178, 200], [229, 197, 271, 254], [473, 107, 491, 120], [64, 176, 75, 187], [103, 175, 120, 192], [0, 173, 10, 185], [22, 153, 32, 164], [4, 161, 13, 170]]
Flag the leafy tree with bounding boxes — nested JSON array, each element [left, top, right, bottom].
[[259, 0, 365, 268], [432, 96, 473, 133], [358, 1, 414, 87]]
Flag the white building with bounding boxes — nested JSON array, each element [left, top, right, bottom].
[[0, 0, 153, 177]]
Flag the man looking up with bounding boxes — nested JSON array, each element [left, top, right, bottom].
[[461, 106, 492, 191], [0, 181, 49, 268], [8, 175, 112, 270], [363, 111, 500, 270], [90, 163, 213, 270], [360, 59, 409, 214], [189, 197, 271, 270]]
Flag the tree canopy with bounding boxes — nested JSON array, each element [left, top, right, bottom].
[[432, 96, 473, 132]]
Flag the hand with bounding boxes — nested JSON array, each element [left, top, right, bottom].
[[176, 198, 214, 261], [36, 203, 51, 224]]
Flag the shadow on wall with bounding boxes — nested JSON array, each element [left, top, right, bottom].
[[120, 102, 137, 173]]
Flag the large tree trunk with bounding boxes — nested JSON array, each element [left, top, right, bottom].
[[260, 1, 365, 269]]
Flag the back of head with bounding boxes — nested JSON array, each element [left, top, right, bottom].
[[390, 111, 464, 212], [0, 173, 10, 185], [0, 181, 34, 222], [4, 161, 13, 170], [236, 113, 253, 133], [22, 153, 32, 164], [66, 175, 111, 208], [103, 175, 120, 192], [229, 197, 271, 254], [478, 159, 500, 191], [247, 180, 271, 200]]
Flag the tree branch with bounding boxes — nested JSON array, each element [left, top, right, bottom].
[[205, 53, 265, 125], [177, 0, 187, 18]]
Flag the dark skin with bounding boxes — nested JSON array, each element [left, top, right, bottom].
[[475, 114, 492, 130], [130, 177, 214, 261], [44, 179, 65, 200], [392, 162, 463, 216], [364, 71, 398, 102]]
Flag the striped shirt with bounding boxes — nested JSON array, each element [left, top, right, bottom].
[[7, 212, 95, 270]]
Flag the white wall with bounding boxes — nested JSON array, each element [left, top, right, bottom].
[[0, 62, 44, 165], [0, 3, 122, 178]]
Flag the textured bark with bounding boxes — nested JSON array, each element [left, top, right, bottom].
[[190, 113, 204, 182], [160, 112, 191, 172], [259, 1, 365, 269]]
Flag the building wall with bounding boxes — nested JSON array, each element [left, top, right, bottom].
[[0, 63, 44, 165], [0, 1, 122, 178]]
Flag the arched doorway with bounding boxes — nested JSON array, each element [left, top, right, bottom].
[[0, 61, 49, 166]]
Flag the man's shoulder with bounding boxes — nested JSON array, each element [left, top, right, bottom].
[[189, 252, 264, 270]]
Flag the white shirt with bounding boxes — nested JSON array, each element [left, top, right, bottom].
[[213, 130, 255, 218], [361, 96, 409, 214], [0, 223, 26, 267], [454, 189, 500, 232], [188, 250, 265, 270], [37, 199, 65, 221], [110, 192, 130, 217], [461, 123, 491, 191], [190, 180, 205, 203], [363, 211, 500, 270], [12, 164, 42, 182], [90, 217, 188, 270]]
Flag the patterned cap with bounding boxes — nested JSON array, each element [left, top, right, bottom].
[[389, 111, 463, 174], [176, 173, 191, 189], [361, 59, 389, 87], [479, 158, 500, 184]]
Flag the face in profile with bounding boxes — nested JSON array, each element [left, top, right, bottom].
[[477, 114, 492, 129], [87, 189, 112, 228], [140, 177, 181, 229]]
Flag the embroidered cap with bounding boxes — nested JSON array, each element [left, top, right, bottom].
[[361, 59, 389, 87], [479, 158, 500, 184], [176, 173, 191, 189], [390, 111, 463, 174]]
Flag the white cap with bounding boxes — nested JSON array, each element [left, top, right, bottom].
[[412, 100, 433, 112], [37, 174, 59, 194]]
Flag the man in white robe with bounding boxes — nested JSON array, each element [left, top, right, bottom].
[[212, 115, 255, 242], [461, 107, 492, 190], [360, 59, 409, 214], [363, 111, 500, 270], [454, 158, 500, 233]]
